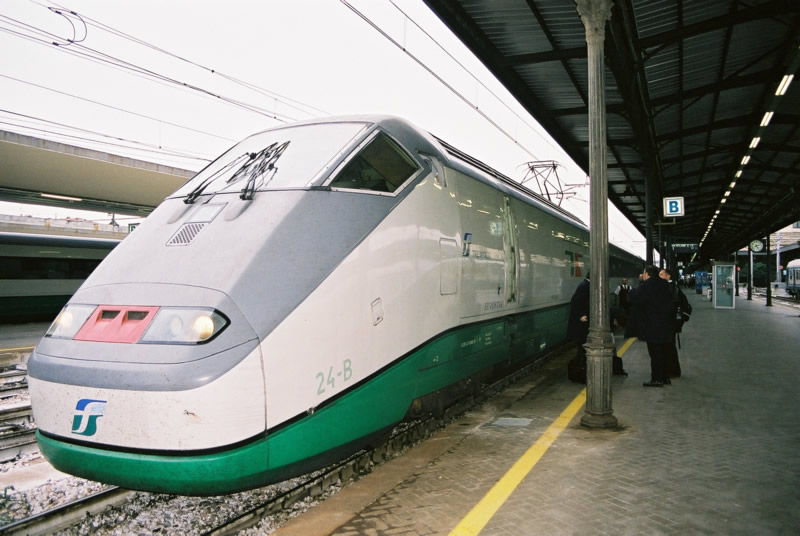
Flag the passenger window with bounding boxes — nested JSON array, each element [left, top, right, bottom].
[[330, 132, 419, 193]]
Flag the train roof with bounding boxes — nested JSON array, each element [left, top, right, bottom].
[[205, 115, 640, 261], [272, 115, 588, 228]]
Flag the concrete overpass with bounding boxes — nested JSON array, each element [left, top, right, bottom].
[[0, 130, 195, 216]]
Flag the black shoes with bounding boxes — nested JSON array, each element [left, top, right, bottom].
[[613, 369, 629, 377], [643, 378, 671, 387]]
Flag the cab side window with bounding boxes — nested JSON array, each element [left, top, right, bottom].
[[330, 132, 419, 193]]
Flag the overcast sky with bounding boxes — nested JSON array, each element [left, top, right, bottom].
[[0, 0, 647, 257]]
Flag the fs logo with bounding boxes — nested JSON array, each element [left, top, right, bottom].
[[71, 399, 107, 436]]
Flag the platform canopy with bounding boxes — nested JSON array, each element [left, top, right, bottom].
[[0, 130, 194, 216], [423, 0, 800, 265]]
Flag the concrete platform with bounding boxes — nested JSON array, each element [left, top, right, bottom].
[[274, 292, 800, 535], [0, 322, 47, 367], [0, 322, 48, 351]]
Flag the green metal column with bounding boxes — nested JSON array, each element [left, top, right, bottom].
[[576, 0, 617, 429]]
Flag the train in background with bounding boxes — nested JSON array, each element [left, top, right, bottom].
[[28, 115, 642, 495], [0, 232, 121, 323], [787, 259, 800, 298]]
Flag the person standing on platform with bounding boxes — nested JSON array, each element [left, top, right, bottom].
[[566, 272, 590, 382], [660, 267, 691, 379], [626, 265, 676, 387], [614, 277, 632, 320]]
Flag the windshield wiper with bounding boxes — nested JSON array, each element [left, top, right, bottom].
[[237, 141, 291, 200], [184, 141, 291, 203], [184, 153, 252, 204]]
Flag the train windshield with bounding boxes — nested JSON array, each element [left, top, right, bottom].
[[327, 131, 420, 194], [174, 122, 369, 201]]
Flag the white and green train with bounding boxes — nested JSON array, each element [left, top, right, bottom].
[[29, 116, 641, 495]]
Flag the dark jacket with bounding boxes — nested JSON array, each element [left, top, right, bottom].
[[566, 278, 590, 343], [625, 276, 675, 344], [667, 281, 691, 333]]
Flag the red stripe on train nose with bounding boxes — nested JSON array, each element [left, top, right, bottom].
[[74, 305, 160, 343]]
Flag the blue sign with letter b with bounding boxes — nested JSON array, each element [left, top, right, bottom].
[[663, 197, 685, 217]]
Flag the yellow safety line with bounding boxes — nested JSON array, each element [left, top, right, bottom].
[[449, 390, 586, 536], [449, 337, 637, 536], [0, 346, 34, 353], [618, 337, 636, 356]]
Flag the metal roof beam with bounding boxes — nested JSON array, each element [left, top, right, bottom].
[[649, 68, 783, 108], [636, 0, 799, 51], [503, 47, 586, 66], [422, 0, 590, 170]]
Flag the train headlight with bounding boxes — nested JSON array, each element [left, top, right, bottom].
[[141, 308, 228, 344], [192, 314, 216, 340], [45, 304, 96, 339]]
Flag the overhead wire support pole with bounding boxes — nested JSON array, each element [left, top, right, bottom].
[[748, 244, 753, 300], [576, 0, 617, 430], [766, 235, 773, 307]]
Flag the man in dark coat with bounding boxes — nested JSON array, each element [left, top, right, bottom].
[[660, 267, 690, 378], [627, 265, 676, 387], [567, 273, 590, 347], [566, 273, 590, 382]]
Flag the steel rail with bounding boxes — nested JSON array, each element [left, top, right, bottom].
[[0, 487, 134, 536]]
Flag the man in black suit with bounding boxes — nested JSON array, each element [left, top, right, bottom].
[[567, 272, 590, 349], [660, 267, 690, 378], [566, 273, 590, 382], [627, 265, 676, 387]]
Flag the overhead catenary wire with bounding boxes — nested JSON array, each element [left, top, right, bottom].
[[340, 0, 545, 164], [44, 0, 332, 119], [0, 8, 301, 131], [8, 24, 295, 122], [45, 5, 86, 44], [386, 0, 570, 162], [0, 73, 237, 145], [40, 0, 329, 120], [8, 1, 559, 171]]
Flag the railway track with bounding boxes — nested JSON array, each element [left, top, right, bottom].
[[0, 426, 37, 463], [0, 365, 36, 462], [0, 367, 27, 398], [1, 487, 133, 536], [0, 346, 33, 370]]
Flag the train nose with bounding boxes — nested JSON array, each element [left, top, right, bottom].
[[29, 282, 267, 452]]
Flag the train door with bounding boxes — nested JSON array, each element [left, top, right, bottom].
[[454, 171, 507, 318], [502, 196, 518, 304]]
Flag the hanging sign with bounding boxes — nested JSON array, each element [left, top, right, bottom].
[[663, 196, 685, 217]]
